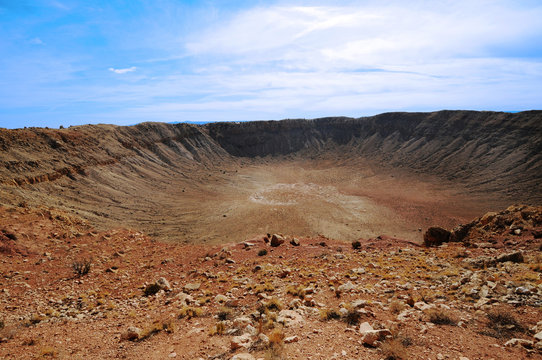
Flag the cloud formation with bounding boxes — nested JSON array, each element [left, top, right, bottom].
[[0, 0, 541, 128], [108, 66, 136, 74]]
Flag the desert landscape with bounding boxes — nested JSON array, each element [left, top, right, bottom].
[[1, 110, 541, 359]]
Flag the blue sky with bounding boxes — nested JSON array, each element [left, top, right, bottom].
[[1, 0, 541, 129]]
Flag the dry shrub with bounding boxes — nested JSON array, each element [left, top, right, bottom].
[[209, 321, 226, 336], [344, 308, 361, 326], [139, 318, 176, 341], [427, 309, 456, 326], [264, 298, 283, 312], [483, 309, 524, 339], [178, 306, 203, 319], [319, 308, 341, 321], [38, 346, 58, 358], [217, 306, 233, 321], [381, 338, 408, 360], [286, 284, 306, 299], [72, 259, 91, 277], [389, 300, 406, 314], [265, 328, 285, 360]]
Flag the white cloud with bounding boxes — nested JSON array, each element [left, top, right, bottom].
[[29, 37, 45, 45], [108, 66, 137, 74]]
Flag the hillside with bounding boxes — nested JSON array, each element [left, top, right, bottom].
[[0, 111, 540, 243]]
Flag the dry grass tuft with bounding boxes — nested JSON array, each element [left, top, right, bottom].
[[178, 306, 203, 319], [427, 309, 456, 326], [381, 338, 408, 360]]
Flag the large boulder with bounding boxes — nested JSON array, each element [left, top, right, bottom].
[[423, 227, 451, 247]]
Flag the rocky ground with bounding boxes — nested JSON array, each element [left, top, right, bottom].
[[1, 204, 542, 359]]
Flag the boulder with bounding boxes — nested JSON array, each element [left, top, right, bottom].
[[423, 227, 451, 246], [271, 234, 285, 247]]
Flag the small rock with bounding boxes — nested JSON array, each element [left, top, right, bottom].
[[230, 353, 255, 360], [156, 277, 172, 291], [271, 234, 285, 247], [215, 294, 229, 303], [168, 353, 177, 358], [290, 238, 300, 246], [338, 281, 356, 292], [284, 335, 299, 343], [184, 282, 201, 291], [360, 329, 392, 347], [534, 331, 542, 341], [231, 334, 252, 350], [504, 338, 534, 348], [121, 326, 141, 341]]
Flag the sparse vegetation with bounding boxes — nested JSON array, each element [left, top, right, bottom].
[[343, 307, 362, 326], [389, 300, 406, 314], [320, 308, 341, 321], [427, 309, 456, 326], [139, 318, 176, 341], [264, 298, 284, 312], [143, 283, 161, 296], [209, 321, 226, 336], [483, 310, 524, 339], [72, 259, 91, 277], [217, 306, 233, 321], [381, 338, 408, 360], [265, 328, 285, 360], [178, 306, 203, 319], [285, 284, 306, 299]]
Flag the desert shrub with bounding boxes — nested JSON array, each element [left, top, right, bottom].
[[483, 310, 524, 339], [285, 284, 306, 299], [344, 308, 361, 326], [381, 338, 408, 360], [178, 306, 203, 319], [264, 298, 284, 312], [38, 346, 58, 357], [319, 308, 341, 321], [139, 317, 176, 341], [258, 249, 268, 256], [209, 321, 226, 336], [389, 300, 406, 314], [427, 309, 456, 326], [265, 328, 285, 360], [143, 283, 161, 296], [217, 306, 233, 321], [254, 282, 275, 293], [72, 259, 91, 277]]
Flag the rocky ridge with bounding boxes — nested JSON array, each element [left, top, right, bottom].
[[1, 204, 541, 359]]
